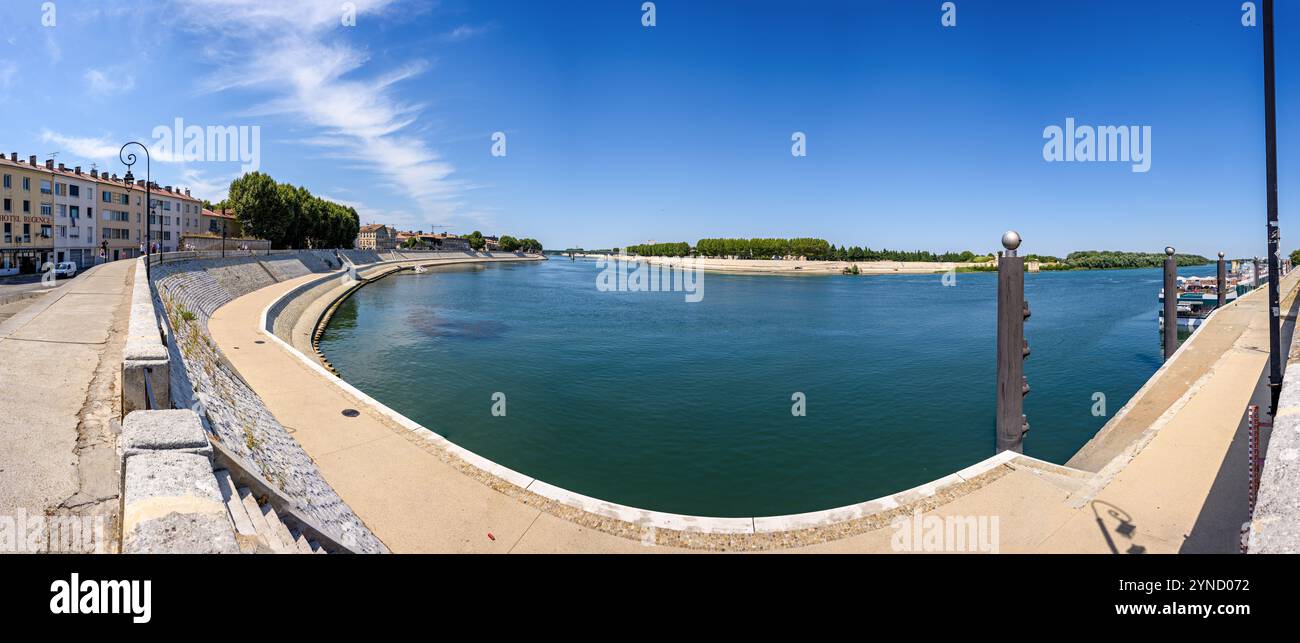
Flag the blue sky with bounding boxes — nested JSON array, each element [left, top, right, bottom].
[[0, 0, 1295, 257]]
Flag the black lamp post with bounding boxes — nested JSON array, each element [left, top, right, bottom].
[[1262, 0, 1283, 414], [119, 142, 151, 277]]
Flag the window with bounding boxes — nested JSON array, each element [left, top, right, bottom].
[[2, 198, 9, 212], [40, 203, 52, 216], [22, 200, 30, 213], [70, 206, 79, 219], [41, 225, 51, 239], [102, 191, 110, 203], [23, 223, 31, 242], [58, 225, 67, 238], [22, 177, 30, 191], [2, 174, 9, 188], [58, 204, 66, 217], [2, 222, 10, 243], [69, 185, 79, 198], [40, 180, 51, 194]]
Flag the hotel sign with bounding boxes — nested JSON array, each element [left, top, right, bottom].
[[0, 214, 54, 225]]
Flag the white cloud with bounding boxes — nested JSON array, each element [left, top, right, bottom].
[[39, 129, 120, 160], [0, 60, 16, 93], [84, 68, 135, 97], [173, 0, 471, 222], [442, 24, 489, 42]]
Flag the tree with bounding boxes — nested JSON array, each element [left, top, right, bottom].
[[498, 235, 522, 251], [228, 172, 286, 245], [466, 230, 486, 251]]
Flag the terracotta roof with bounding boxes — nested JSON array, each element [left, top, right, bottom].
[[201, 208, 237, 220], [359, 223, 389, 233]]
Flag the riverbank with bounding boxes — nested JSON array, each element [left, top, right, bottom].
[[572, 253, 982, 275], [195, 257, 1300, 551]]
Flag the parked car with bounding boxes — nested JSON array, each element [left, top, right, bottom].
[[53, 262, 77, 279]]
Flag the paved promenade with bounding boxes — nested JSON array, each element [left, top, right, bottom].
[[207, 266, 1300, 553], [0, 260, 133, 552]]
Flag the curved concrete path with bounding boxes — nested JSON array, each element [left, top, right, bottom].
[[206, 264, 1300, 553]]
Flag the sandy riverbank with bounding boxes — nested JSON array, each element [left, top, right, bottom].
[[571, 253, 984, 275]]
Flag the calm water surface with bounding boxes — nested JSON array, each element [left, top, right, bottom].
[[318, 259, 1212, 516]]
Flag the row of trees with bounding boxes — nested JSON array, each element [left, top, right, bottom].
[[695, 238, 834, 259], [498, 235, 543, 253], [1062, 250, 1210, 269], [627, 238, 976, 262], [624, 242, 691, 257], [222, 172, 360, 249]]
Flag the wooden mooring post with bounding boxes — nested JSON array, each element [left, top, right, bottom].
[[1164, 247, 1178, 360], [996, 231, 1030, 454]]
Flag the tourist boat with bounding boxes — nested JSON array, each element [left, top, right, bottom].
[[1158, 266, 1267, 328]]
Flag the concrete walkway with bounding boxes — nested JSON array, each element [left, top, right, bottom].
[[207, 266, 1300, 553], [0, 259, 134, 552]]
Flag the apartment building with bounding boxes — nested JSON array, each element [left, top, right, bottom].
[[0, 153, 55, 275], [39, 160, 100, 269], [149, 185, 204, 252], [93, 170, 146, 262], [355, 223, 396, 250]]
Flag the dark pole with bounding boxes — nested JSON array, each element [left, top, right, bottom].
[[996, 231, 1029, 454], [1164, 247, 1178, 360], [222, 219, 227, 258], [1217, 252, 1227, 308], [119, 142, 150, 277], [1264, 0, 1284, 413]]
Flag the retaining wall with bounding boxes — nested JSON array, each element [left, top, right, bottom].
[[149, 252, 388, 553]]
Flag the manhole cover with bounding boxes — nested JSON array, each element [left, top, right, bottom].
[[341, 409, 360, 417], [254, 340, 265, 344]]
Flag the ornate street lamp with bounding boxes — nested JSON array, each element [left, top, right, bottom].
[[119, 141, 152, 277]]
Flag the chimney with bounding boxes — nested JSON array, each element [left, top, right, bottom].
[[90, 169, 98, 178], [8, 152, 15, 162], [137, 180, 145, 187], [29, 155, 37, 166], [74, 166, 81, 175], [58, 163, 65, 171], [184, 188, 191, 196], [165, 185, 172, 193], [45, 159, 53, 169]]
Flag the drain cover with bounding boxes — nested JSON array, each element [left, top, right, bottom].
[[254, 340, 265, 344], [341, 409, 360, 417]]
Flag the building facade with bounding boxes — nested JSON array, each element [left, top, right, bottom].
[[200, 207, 242, 239], [0, 154, 55, 275], [356, 224, 396, 250], [44, 161, 99, 269]]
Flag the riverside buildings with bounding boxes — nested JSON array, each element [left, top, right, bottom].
[[1, 151, 210, 272], [1, 153, 54, 275], [356, 223, 397, 251]]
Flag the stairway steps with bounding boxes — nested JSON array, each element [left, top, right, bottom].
[[237, 486, 289, 554], [288, 528, 315, 554], [261, 505, 299, 553], [214, 470, 257, 537]]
